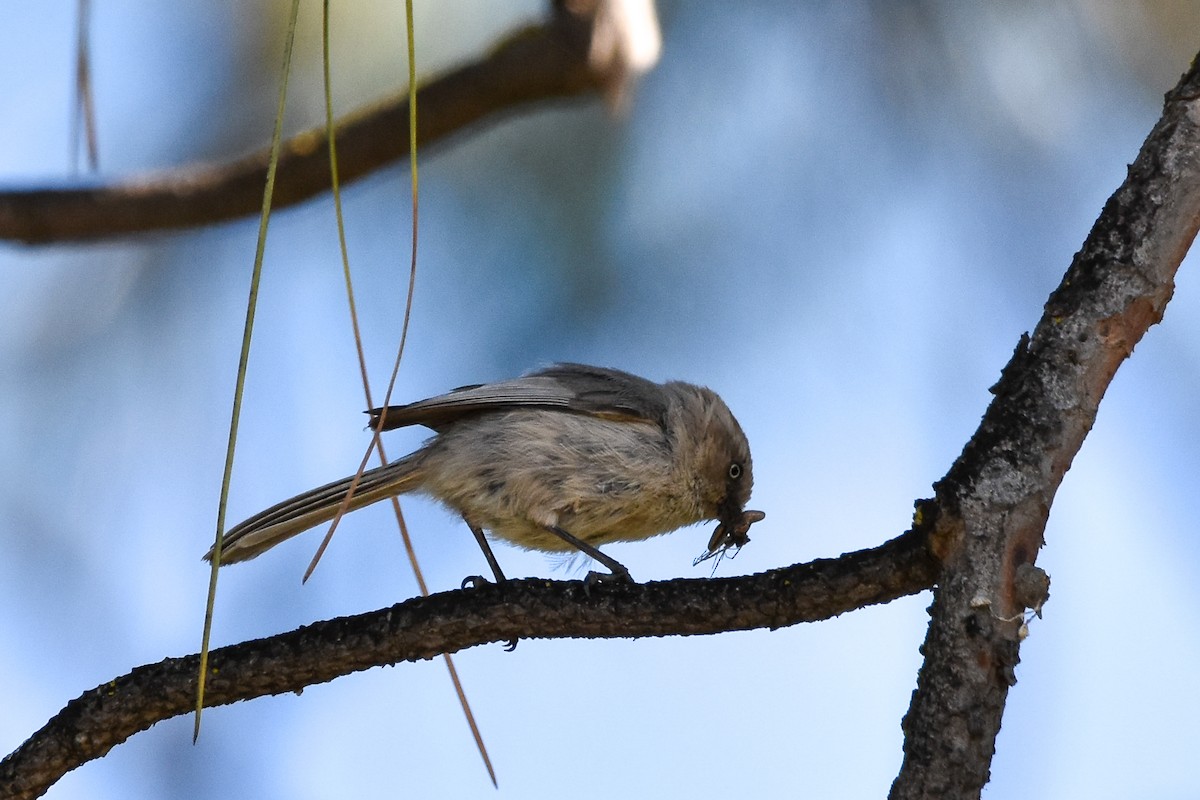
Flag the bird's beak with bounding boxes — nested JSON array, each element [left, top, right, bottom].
[[707, 508, 766, 554]]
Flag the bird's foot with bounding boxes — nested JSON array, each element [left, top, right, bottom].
[[582, 567, 633, 596], [461, 574, 491, 590]]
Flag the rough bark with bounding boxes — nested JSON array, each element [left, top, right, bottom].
[[889, 59, 1200, 799], [0, 531, 937, 800]]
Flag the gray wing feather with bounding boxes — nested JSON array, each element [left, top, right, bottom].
[[369, 363, 669, 431]]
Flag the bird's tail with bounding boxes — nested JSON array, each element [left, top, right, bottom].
[[204, 452, 426, 564]]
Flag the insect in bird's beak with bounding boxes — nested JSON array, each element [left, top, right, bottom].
[[694, 509, 766, 571]]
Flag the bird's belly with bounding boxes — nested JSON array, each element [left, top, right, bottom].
[[420, 410, 701, 552], [458, 484, 701, 552]]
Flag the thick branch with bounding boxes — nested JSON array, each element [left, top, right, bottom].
[[0, 11, 602, 245], [889, 63, 1200, 799], [0, 530, 936, 800]]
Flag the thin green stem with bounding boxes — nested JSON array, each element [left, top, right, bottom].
[[195, 0, 301, 743]]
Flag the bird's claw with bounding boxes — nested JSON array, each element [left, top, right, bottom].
[[461, 574, 490, 590], [461, 574, 517, 649], [582, 567, 633, 596]]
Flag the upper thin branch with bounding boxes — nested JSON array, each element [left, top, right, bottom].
[[0, 9, 604, 245], [0, 530, 937, 800], [889, 62, 1200, 800]]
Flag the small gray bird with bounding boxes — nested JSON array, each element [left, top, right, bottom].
[[205, 364, 763, 581]]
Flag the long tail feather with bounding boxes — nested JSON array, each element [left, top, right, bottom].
[[206, 453, 425, 564]]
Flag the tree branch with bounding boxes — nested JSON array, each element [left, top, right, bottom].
[[0, 530, 937, 800], [0, 8, 604, 245], [888, 61, 1200, 799]]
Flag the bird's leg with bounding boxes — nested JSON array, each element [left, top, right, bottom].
[[461, 520, 508, 589], [544, 525, 633, 584], [462, 520, 518, 651]]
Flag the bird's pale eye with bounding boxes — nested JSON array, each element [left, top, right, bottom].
[[728, 463, 742, 480]]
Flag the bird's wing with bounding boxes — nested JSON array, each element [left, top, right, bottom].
[[368, 363, 669, 431]]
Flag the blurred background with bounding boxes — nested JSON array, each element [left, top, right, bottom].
[[2, 1, 1199, 797]]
